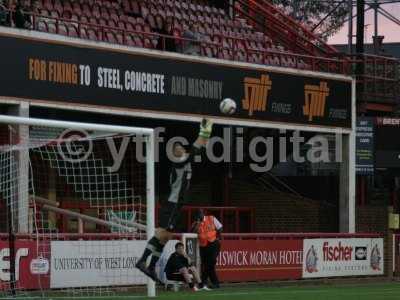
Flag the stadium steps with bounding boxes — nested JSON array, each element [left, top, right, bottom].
[[229, 179, 337, 232], [233, 0, 339, 57]]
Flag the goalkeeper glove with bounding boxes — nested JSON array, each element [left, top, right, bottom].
[[199, 118, 213, 139]]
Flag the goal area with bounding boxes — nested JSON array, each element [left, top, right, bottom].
[[0, 115, 156, 298]]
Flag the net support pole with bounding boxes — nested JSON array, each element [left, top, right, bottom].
[[339, 79, 356, 233], [7, 104, 30, 233], [146, 131, 156, 298]]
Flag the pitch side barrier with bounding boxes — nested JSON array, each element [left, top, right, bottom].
[[0, 232, 384, 287], [216, 233, 385, 282]]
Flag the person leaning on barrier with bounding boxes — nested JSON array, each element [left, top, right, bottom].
[[0, 0, 10, 26], [181, 22, 203, 56], [14, 0, 31, 29], [156, 17, 176, 52], [192, 209, 222, 289]]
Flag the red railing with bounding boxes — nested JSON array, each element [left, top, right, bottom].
[[36, 200, 254, 234], [221, 232, 384, 240], [0, 232, 382, 241], [2, 9, 350, 75], [181, 206, 255, 233], [232, 0, 339, 57]]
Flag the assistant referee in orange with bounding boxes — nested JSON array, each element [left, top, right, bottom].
[[192, 209, 223, 289]]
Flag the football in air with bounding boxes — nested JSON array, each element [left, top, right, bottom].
[[220, 98, 237, 115]]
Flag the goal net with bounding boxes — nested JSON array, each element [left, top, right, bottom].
[[0, 116, 155, 298]]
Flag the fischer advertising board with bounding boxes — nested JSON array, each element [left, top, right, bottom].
[[302, 238, 384, 278], [0, 240, 50, 290], [50, 240, 147, 288]]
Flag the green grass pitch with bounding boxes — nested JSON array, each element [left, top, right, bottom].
[[151, 283, 400, 300], [43, 282, 400, 300]]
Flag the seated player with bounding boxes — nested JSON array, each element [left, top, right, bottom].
[[136, 119, 213, 282], [164, 242, 210, 291]]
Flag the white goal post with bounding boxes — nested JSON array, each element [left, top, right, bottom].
[[0, 115, 156, 298]]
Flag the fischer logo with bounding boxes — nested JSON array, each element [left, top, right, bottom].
[[0, 248, 29, 281], [370, 244, 381, 271], [305, 245, 318, 273], [322, 241, 353, 261]]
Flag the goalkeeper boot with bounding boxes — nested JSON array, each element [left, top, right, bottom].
[[147, 265, 162, 284], [135, 261, 161, 284]]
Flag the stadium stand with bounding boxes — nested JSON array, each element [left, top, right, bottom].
[[0, 0, 348, 74]]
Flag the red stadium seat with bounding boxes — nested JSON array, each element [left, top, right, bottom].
[[122, 0, 131, 12], [39, 9, 49, 17], [117, 20, 126, 30], [130, 0, 140, 15], [101, 8, 110, 20], [116, 32, 124, 44], [47, 22, 57, 34], [174, 1, 181, 10], [92, 5, 101, 18], [127, 16, 136, 25], [136, 17, 145, 25], [141, 4, 149, 19], [79, 27, 88, 39], [81, 3, 91, 17], [147, 14, 156, 29], [61, 11, 72, 20], [72, 2, 81, 15], [99, 18, 107, 27], [43, 0, 53, 11], [143, 37, 153, 49], [133, 36, 144, 47], [126, 34, 136, 46], [181, 2, 189, 11], [87, 28, 98, 41], [189, 3, 196, 12], [103, 0, 112, 9], [82, 0, 95, 6], [234, 50, 247, 62], [53, 0, 64, 16], [110, 11, 119, 22], [58, 24, 68, 36], [37, 20, 48, 32], [68, 25, 78, 38], [135, 23, 143, 32], [124, 21, 133, 32], [108, 19, 117, 29], [79, 15, 88, 24], [50, 11, 59, 19], [143, 24, 152, 33], [105, 31, 117, 44], [89, 17, 97, 25]]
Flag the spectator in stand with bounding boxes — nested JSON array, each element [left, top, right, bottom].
[[14, 0, 31, 29], [156, 17, 176, 52], [30, 0, 42, 29], [0, 0, 9, 26], [181, 22, 203, 56]]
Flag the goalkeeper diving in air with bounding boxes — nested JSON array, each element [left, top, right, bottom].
[[136, 118, 213, 282]]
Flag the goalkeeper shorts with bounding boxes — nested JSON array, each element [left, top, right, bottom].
[[159, 201, 181, 231]]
